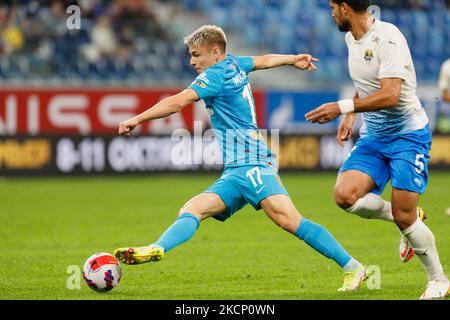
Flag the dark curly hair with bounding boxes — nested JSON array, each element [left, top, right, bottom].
[[330, 0, 371, 13]]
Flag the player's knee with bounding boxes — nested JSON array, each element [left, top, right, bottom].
[[179, 204, 198, 218], [178, 202, 189, 217], [178, 208, 204, 221], [178, 208, 186, 217], [179, 201, 210, 221], [334, 186, 358, 209]]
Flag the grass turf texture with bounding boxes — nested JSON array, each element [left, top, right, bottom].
[[1, 172, 449, 300]]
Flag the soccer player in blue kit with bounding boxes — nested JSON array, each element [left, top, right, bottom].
[[306, 1, 449, 299], [115, 25, 367, 292]]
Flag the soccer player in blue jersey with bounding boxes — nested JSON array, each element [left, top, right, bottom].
[[115, 25, 367, 292], [306, 1, 449, 299]]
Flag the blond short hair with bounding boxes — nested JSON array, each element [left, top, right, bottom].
[[184, 25, 227, 52]]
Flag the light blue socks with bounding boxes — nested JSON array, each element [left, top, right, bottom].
[[153, 214, 357, 271], [153, 213, 200, 252], [296, 218, 352, 268]]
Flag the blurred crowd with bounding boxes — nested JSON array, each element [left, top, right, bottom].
[[0, 0, 182, 55], [0, 0, 191, 83], [0, 0, 449, 84], [183, 0, 449, 82]]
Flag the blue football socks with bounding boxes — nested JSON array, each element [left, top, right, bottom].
[[152, 214, 356, 270], [153, 213, 200, 252], [296, 218, 352, 268]]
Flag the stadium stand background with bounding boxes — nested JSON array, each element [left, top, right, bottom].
[[0, 0, 449, 86], [0, 0, 194, 85], [1, 0, 450, 175]]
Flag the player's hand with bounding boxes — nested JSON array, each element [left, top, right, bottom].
[[336, 113, 356, 148], [118, 118, 139, 136], [305, 102, 341, 124], [293, 54, 319, 72]]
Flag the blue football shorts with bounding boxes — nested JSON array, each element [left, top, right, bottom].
[[340, 125, 432, 195], [204, 157, 289, 222]]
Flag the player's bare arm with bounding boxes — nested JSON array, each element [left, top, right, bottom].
[[337, 92, 359, 147], [337, 113, 356, 148], [252, 54, 319, 72], [306, 78, 402, 124], [119, 89, 199, 136]]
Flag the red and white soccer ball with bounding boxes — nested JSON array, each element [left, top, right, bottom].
[[82, 252, 122, 292]]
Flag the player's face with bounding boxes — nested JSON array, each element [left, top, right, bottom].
[[329, 1, 351, 32], [189, 45, 219, 74]]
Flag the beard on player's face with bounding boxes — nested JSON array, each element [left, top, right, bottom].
[[337, 19, 351, 32], [331, 4, 352, 32], [333, 11, 351, 32]]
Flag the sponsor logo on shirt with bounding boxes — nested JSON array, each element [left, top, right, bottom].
[[195, 80, 206, 88], [198, 73, 210, 84], [371, 35, 380, 44]]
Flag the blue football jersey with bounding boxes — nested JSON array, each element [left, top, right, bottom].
[[189, 54, 272, 168]]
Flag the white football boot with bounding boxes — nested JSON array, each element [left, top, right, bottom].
[[420, 279, 450, 300]]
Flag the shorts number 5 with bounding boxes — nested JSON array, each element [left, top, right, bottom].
[[415, 154, 425, 174]]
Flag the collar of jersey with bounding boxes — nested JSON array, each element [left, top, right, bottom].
[[352, 18, 380, 44]]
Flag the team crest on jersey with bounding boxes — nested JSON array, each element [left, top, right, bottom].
[[364, 49, 374, 63]]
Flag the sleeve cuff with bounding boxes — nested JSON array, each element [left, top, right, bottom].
[[379, 72, 407, 81], [248, 57, 255, 73], [189, 85, 204, 100]]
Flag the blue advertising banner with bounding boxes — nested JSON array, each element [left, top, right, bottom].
[[266, 91, 340, 133]]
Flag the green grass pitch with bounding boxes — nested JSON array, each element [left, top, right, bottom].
[[1, 172, 449, 300]]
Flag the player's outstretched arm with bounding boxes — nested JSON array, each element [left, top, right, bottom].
[[306, 78, 402, 124], [118, 89, 199, 136], [252, 54, 319, 72]]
